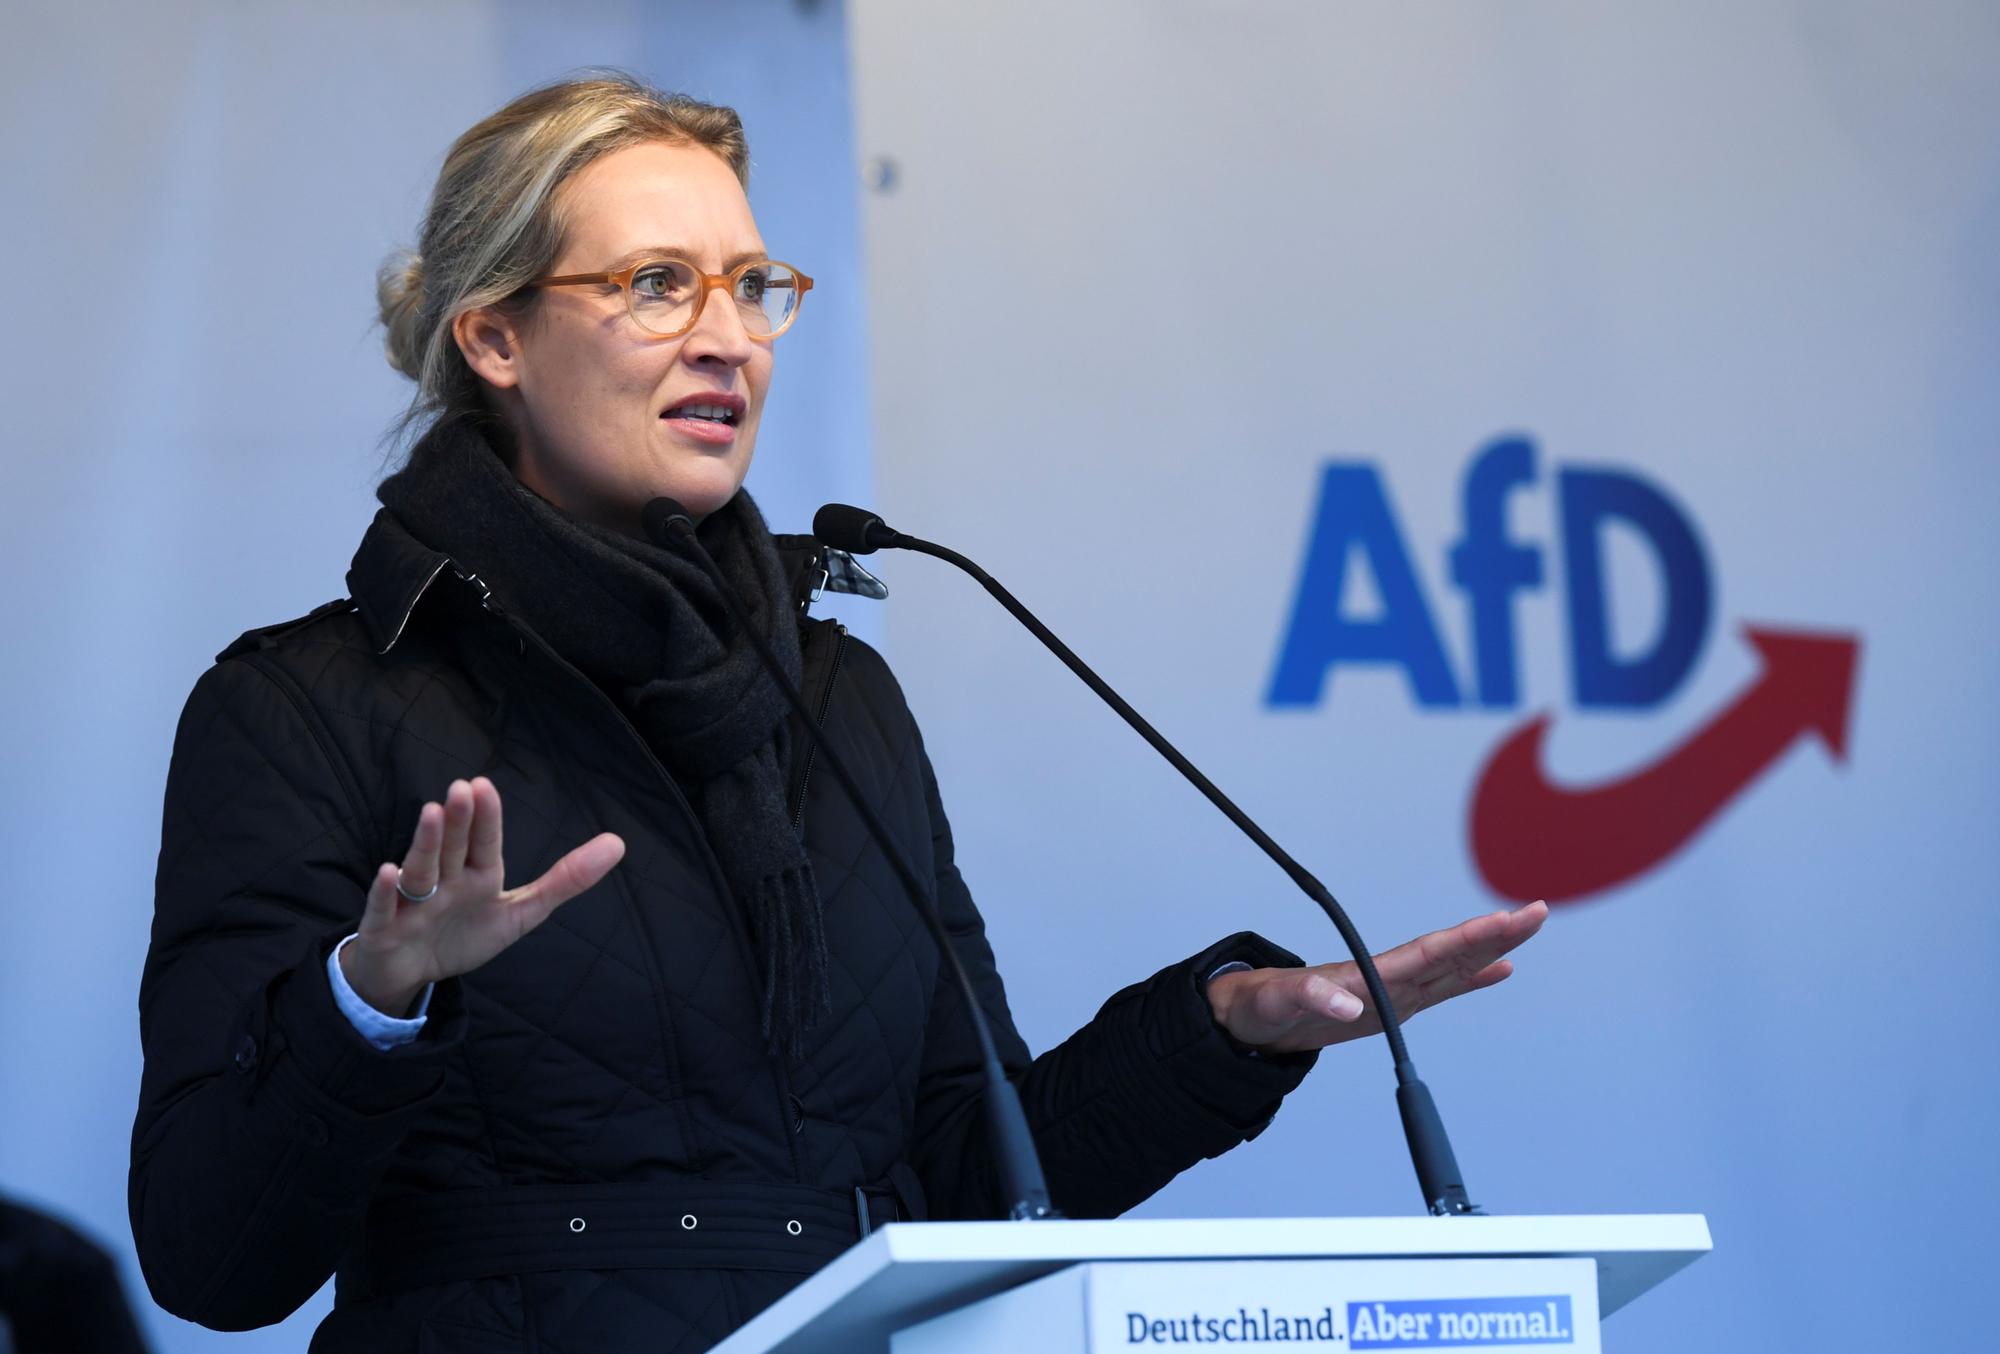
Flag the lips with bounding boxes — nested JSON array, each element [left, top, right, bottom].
[[660, 391, 746, 426]]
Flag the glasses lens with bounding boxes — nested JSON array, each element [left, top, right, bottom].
[[735, 262, 801, 337], [629, 259, 701, 335]]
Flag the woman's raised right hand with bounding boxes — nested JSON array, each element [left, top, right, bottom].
[[338, 776, 626, 1017]]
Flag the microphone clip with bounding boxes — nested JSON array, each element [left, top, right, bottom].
[[776, 536, 891, 615], [821, 547, 890, 602]]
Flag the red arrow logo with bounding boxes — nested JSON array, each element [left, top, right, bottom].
[[1469, 625, 1860, 903]]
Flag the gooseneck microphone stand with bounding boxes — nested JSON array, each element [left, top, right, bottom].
[[641, 498, 1059, 1222], [812, 503, 1477, 1217]]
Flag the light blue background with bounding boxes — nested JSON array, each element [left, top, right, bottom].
[[848, 2, 2000, 1351]]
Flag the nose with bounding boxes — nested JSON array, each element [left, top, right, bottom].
[[680, 281, 757, 369]]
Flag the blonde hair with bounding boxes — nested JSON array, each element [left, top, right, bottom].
[[376, 72, 750, 440]]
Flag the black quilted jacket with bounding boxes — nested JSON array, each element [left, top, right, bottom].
[[130, 508, 1317, 1352]]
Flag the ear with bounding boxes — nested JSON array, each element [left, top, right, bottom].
[[452, 304, 528, 391]]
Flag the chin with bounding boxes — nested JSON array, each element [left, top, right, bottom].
[[655, 467, 752, 524]]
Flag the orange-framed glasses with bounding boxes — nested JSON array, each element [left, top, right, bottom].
[[529, 257, 814, 340]]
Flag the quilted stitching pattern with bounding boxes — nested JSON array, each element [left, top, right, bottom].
[[136, 529, 1316, 1350], [140, 590, 956, 1347]]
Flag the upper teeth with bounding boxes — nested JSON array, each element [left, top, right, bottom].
[[677, 403, 732, 420]]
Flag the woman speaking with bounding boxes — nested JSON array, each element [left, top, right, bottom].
[[129, 74, 1544, 1352]]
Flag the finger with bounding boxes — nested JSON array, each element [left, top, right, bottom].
[[509, 833, 627, 930], [1416, 957, 1515, 1008], [1507, 899, 1550, 945], [1372, 928, 1498, 1019], [437, 779, 474, 879], [397, 800, 445, 899], [464, 776, 504, 872], [1461, 900, 1547, 960], [1369, 921, 1476, 986], [359, 861, 402, 937], [1375, 902, 1542, 988]]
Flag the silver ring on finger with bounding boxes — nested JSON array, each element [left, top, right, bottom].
[[395, 869, 440, 903]]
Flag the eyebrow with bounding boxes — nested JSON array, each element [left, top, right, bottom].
[[603, 246, 769, 272]]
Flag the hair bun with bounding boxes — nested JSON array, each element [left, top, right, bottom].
[[376, 249, 428, 382]]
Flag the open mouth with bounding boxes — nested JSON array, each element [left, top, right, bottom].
[[661, 402, 741, 426], [660, 393, 746, 427]]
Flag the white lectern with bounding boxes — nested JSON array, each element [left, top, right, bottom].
[[711, 1214, 1709, 1352]]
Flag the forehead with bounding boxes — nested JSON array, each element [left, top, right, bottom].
[[555, 140, 762, 267]]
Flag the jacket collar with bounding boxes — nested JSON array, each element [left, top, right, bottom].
[[346, 508, 457, 654], [347, 509, 856, 655]]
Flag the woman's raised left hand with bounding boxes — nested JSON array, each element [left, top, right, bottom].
[[1204, 901, 1548, 1055]]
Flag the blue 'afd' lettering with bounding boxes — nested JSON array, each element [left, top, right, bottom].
[[1266, 439, 1713, 713], [1267, 463, 1460, 708], [1558, 466, 1710, 709]]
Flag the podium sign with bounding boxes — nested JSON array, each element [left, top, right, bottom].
[[712, 1215, 1707, 1353], [896, 1257, 1601, 1353]]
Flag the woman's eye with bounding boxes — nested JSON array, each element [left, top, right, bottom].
[[633, 267, 686, 300]]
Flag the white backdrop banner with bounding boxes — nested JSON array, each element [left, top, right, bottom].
[[849, 2, 2000, 1350]]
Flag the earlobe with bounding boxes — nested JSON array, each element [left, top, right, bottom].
[[453, 306, 524, 391]]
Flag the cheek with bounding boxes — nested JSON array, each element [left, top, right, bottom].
[[531, 323, 652, 423], [615, 347, 679, 411], [569, 352, 675, 452], [545, 354, 667, 488], [746, 352, 776, 415]]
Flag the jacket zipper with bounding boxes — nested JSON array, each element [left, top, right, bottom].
[[456, 574, 811, 1180], [790, 625, 850, 831]]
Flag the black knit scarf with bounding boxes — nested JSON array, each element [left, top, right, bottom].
[[378, 413, 828, 1058]]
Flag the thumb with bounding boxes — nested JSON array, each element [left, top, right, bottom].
[[512, 832, 627, 928], [1289, 968, 1365, 1022]]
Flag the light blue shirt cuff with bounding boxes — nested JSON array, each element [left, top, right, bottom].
[[328, 933, 433, 1051]]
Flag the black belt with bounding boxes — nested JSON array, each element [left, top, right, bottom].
[[339, 1176, 920, 1299]]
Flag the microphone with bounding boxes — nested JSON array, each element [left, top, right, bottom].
[[813, 503, 1477, 1217], [809, 503, 905, 555], [641, 497, 698, 541], [643, 497, 1059, 1222]]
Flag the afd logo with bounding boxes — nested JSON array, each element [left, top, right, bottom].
[[1269, 436, 1860, 903], [1348, 1295, 1574, 1348]]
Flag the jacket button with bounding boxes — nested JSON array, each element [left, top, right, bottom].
[[299, 1114, 329, 1147], [233, 1035, 258, 1074], [787, 1094, 805, 1133]]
